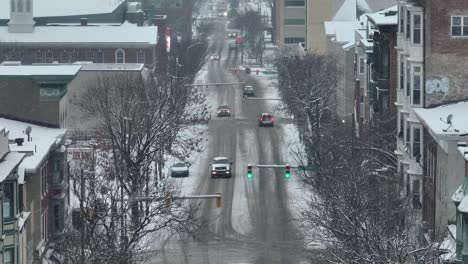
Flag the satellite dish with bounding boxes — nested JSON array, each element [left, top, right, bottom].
[[447, 114, 453, 125], [25, 126, 32, 134]]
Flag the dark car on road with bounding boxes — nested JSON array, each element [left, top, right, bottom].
[[258, 113, 274, 127], [243, 85, 255, 96]]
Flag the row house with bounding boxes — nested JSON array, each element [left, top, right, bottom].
[[395, 0, 468, 260], [0, 118, 68, 264], [0, 127, 26, 264], [0, 0, 160, 66]]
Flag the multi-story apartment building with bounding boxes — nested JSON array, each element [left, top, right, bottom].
[[1, 118, 68, 264], [395, 0, 424, 218], [0, 127, 26, 264], [274, 0, 307, 47]]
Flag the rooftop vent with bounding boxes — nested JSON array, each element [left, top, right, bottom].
[[384, 10, 398, 17], [80, 18, 88, 26]]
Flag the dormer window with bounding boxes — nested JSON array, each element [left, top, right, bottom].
[[136, 50, 145, 64], [35, 50, 44, 63], [115, 48, 125, 63]]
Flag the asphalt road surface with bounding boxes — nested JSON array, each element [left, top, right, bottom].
[[146, 18, 310, 264]]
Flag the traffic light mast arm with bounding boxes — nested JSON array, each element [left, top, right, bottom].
[[255, 164, 298, 168]]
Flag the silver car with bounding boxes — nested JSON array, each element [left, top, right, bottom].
[[170, 162, 190, 177]]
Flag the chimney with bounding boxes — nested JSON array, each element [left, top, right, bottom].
[[80, 18, 88, 26], [15, 138, 24, 146]]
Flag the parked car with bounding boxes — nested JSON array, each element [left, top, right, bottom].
[[217, 105, 231, 117], [243, 85, 255, 96], [210, 157, 233, 178], [258, 113, 274, 127], [170, 162, 190, 177]]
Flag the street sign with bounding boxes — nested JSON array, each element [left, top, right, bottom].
[[298, 165, 316, 171]]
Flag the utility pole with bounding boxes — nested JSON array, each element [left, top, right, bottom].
[[80, 169, 85, 264]]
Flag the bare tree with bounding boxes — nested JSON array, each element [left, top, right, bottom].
[[275, 52, 441, 263], [55, 70, 209, 263], [234, 9, 265, 63]]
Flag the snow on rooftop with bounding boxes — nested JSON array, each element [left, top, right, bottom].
[[459, 194, 468, 213], [333, 0, 357, 21], [325, 21, 361, 44], [0, 152, 25, 183], [1, 0, 125, 19], [366, 5, 398, 26], [0, 22, 158, 46], [0, 65, 82, 76], [78, 63, 144, 72], [0, 118, 66, 177], [414, 101, 468, 139], [459, 145, 468, 161]]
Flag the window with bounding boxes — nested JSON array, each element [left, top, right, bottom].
[[406, 10, 411, 39], [3, 182, 14, 220], [10, 0, 15, 12], [45, 50, 53, 63], [413, 127, 421, 157], [53, 201, 64, 232], [360, 87, 364, 103], [285, 0, 304, 6], [86, 50, 95, 62], [71, 50, 78, 63], [136, 50, 145, 64], [115, 48, 125, 63], [18, 0, 23, 12], [359, 57, 365, 74], [399, 112, 404, 137], [400, 57, 404, 90], [26, 0, 31, 12], [61, 50, 71, 63], [412, 14, 422, 44], [284, 37, 305, 44], [284, 19, 305, 25], [412, 179, 421, 209], [3, 247, 13, 264], [451, 16, 468, 36], [412, 66, 422, 105], [406, 63, 410, 96], [399, 6, 404, 33], [35, 50, 44, 63], [96, 50, 103, 63], [406, 120, 410, 145]]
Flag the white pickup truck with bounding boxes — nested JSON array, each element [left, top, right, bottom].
[[210, 157, 233, 178]]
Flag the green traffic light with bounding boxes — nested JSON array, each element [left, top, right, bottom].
[[247, 173, 252, 178], [285, 173, 290, 178]]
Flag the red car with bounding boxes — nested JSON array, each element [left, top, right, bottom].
[[258, 113, 274, 127]]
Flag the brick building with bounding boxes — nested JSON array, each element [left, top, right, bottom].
[[0, 0, 160, 66]]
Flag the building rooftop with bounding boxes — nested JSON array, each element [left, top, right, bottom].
[[0, 118, 66, 183], [0, 22, 158, 46], [458, 144, 468, 162], [366, 5, 398, 26], [414, 101, 468, 140], [0, 152, 25, 182], [325, 21, 361, 44], [76, 63, 144, 71], [0, 65, 82, 77], [1, 0, 125, 19]]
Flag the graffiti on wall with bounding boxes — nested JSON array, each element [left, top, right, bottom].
[[426, 77, 449, 94]]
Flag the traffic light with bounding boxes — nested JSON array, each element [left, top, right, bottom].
[[247, 164, 253, 179], [216, 192, 222, 208], [285, 164, 291, 178]]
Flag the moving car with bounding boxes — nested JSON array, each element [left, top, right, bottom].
[[228, 32, 237, 39], [243, 85, 255, 96], [210, 55, 220, 61], [170, 162, 190, 177], [217, 105, 231, 117], [258, 113, 274, 127], [210, 157, 233, 178]]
